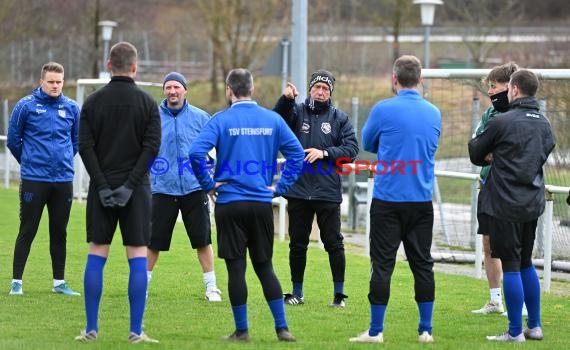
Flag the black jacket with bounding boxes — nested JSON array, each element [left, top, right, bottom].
[[468, 97, 555, 222], [274, 96, 359, 202], [79, 76, 161, 189]]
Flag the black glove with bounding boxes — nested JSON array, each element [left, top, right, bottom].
[[98, 187, 115, 208], [567, 190, 570, 206], [111, 185, 134, 207]]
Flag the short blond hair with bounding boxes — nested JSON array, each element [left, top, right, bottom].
[[41, 62, 64, 79]]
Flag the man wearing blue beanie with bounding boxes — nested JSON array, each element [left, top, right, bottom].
[[162, 71, 187, 90], [147, 71, 223, 303]]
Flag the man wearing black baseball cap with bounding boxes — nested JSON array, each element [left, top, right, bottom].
[[273, 69, 358, 309]]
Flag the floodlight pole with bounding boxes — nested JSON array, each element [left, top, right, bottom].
[[291, 0, 308, 101], [98, 20, 117, 79]]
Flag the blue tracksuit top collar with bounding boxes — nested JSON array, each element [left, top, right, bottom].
[[160, 98, 188, 116], [33, 86, 64, 104], [230, 100, 257, 108], [397, 89, 421, 98]]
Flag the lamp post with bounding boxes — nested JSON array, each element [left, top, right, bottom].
[[414, 0, 443, 97], [414, 0, 443, 70], [98, 20, 117, 79]]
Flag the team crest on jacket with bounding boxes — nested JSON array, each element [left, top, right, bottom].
[[321, 122, 331, 134], [301, 122, 310, 133], [58, 110, 66, 118]]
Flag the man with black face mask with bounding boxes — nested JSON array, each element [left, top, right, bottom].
[[471, 62, 528, 317], [273, 69, 358, 308]]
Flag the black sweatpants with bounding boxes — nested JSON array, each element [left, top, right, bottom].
[[286, 198, 345, 283], [13, 180, 73, 280], [368, 199, 435, 305]]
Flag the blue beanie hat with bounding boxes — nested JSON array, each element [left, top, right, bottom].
[[163, 71, 187, 90]]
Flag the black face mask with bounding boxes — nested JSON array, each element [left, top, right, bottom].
[[490, 90, 509, 112]]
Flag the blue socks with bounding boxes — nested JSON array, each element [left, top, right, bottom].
[[417, 301, 434, 334], [521, 266, 541, 329], [128, 257, 148, 335], [334, 281, 344, 295], [503, 271, 524, 336], [84, 254, 106, 333], [369, 304, 386, 336], [268, 298, 288, 330], [292, 282, 303, 298], [232, 304, 248, 331]]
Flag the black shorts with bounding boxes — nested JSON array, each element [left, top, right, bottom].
[[214, 201, 274, 262], [488, 216, 537, 272], [86, 183, 151, 246], [149, 191, 211, 251], [476, 190, 490, 235], [477, 213, 491, 235]]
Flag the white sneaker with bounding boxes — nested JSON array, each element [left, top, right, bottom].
[[349, 330, 383, 343], [418, 331, 434, 343], [128, 331, 159, 343], [9, 281, 23, 295], [487, 331, 525, 342], [205, 288, 222, 302], [472, 300, 504, 314], [501, 304, 528, 317], [523, 326, 543, 340]]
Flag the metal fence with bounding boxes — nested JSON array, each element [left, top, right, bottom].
[[340, 69, 570, 291], [2, 69, 570, 290]]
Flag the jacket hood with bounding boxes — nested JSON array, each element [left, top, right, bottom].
[[509, 96, 538, 110], [32, 86, 64, 104]]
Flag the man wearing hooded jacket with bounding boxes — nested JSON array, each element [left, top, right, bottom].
[[7, 61, 80, 296], [469, 69, 555, 342], [146, 72, 222, 302], [273, 69, 359, 308]]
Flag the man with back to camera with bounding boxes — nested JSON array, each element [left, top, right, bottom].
[[350, 55, 441, 344], [471, 62, 529, 317], [146, 71, 222, 302], [469, 69, 555, 342], [189, 68, 304, 342], [75, 41, 161, 343], [273, 69, 359, 308], [7, 61, 81, 296]]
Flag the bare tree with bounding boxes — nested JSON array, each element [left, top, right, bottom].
[[194, 0, 288, 102], [441, 0, 524, 68], [356, 0, 416, 63]]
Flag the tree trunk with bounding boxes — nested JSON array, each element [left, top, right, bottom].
[[210, 50, 220, 102]]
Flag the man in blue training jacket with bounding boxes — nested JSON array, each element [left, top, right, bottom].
[[350, 55, 441, 344], [189, 68, 304, 342], [7, 61, 81, 297], [146, 72, 222, 302]]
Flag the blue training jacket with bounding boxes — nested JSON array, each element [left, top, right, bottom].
[[362, 89, 441, 202], [151, 99, 210, 195], [7, 87, 80, 182], [189, 100, 305, 204]]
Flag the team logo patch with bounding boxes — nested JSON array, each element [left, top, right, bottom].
[[23, 192, 33, 203], [58, 110, 66, 118], [321, 122, 331, 134], [301, 122, 310, 133]]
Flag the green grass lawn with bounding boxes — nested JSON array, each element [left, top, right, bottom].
[[0, 187, 569, 349]]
